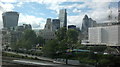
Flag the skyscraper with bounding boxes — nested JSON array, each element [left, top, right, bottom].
[[2, 11, 19, 28], [52, 19, 60, 31], [44, 18, 52, 31], [81, 15, 97, 39], [118, 1, 120, 23], [59, 9, 67, 28]]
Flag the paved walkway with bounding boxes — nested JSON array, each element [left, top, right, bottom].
[[3, 51, 65, 64]]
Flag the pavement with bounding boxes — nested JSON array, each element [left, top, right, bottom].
[[3, 51, 94, 67], [3, 51, 65, 64]]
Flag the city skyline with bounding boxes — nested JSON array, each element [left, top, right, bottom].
[[0, 0, 119, 29]]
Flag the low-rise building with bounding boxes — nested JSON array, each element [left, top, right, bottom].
[[2, 24, 32, 47], [38, 30, 55, 42], [82, 25, 120, 46]]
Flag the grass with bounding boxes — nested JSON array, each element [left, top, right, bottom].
[[2, 52, 39, 60]]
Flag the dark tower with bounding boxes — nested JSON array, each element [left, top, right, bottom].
[[118, 1, 120, 23]]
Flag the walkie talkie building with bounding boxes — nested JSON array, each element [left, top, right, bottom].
[[2, 11, 19, 28]]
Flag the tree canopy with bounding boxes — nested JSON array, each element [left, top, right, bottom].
[[42, 27, 79, 58], [11, 30, 45, 50]]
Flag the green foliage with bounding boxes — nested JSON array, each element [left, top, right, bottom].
[[56, 28, 79, 49], [42, 27, 80, 58], [20, 30, 37, 50], [66, 29, 79, 48], [88, 46, 107, 52], [11, 30, 37, 50], [76, 44, 87, 49], [36, 36, 45, 46], [67, 29, 79, 43], [76, 52, 120, 67], [55, 27, 67, 41], [23, 30, 37, 43], [3, 52, 38, 60], [42, 39, 68, 58], [42, 39, 59, 58]]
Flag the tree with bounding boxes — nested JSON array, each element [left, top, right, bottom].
[[55, 27, 67, 41], [13, 30, 37, 50], [42, 28, 79, 58], [66, 29, 79, 49], [36, 36, 45, 46], [42, 39, 59, 58], [22, 30, 37, 49], [23, 30, 37, 44]]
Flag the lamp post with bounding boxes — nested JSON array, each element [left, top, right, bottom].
[[94, 52, 98, 67]]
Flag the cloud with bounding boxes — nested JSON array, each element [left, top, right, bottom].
[[68, 14, 84, 29], [19, 14, 46, 29], [88, 2, 118, 23], [0, 1, 46, 29], [0, 0, 119, 30], [16, 2, 23, 7], [0, 2, 15, 11], [0, 0, 17, 3], [92, 0, 119, 2], [73, 8, 81, 13], [67, 2, 118, 29], [0, 2, 15, 29]]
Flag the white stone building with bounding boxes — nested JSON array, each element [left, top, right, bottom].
[[85, 25, 120, 46], [38, 30, 55, 42]]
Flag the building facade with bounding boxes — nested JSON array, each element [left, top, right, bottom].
[[52, 19, 60, 31], [88, 25, 120, 46], [2, 24, 32, 47], [38, 30, 55, 42], [36, 18, 56, 42], [59, 9, 67, 28], [2, 11, 19, 28], [118, 1, 120, 23], [68, 25, 76, 29], [81, 15, 97, 39], [44, 18, 52, 31]]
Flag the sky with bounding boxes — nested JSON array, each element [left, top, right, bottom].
[[0, 0, 119, 29]]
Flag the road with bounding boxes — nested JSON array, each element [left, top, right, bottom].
[[2, 51, 94, 67], [3, 51, 56, 62], [2, 57, 85, 67]]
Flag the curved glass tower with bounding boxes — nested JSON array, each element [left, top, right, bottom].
[[2, 11, 19, 28]]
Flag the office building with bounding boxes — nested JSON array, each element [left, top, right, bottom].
[[38, 30, 55, 42], [2, 24, 32, 47], [44, 18, 52, 31], [2, 11, 19, 28], [118, 1, 120, 23], [81, 15, 97, 39], [52, 19, 60, 31], [59, 9, 67, 28], [68, 25, 76, 29], [82, 25, 120, 46], [36, 18, 56, 42]]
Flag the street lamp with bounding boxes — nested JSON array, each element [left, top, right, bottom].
[[94, 52, 99, 67]]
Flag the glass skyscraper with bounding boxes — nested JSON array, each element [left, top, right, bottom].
[[2, 11, 19, 28], [59, 9, 67, 28], [52, 19, 60, 31]]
